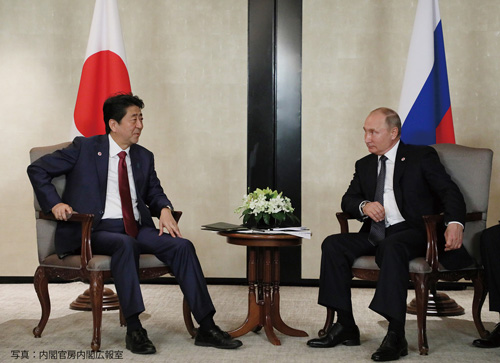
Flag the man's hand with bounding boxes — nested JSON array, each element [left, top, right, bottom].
[[444, 223, 464, 251], [51, 203, 74, 221], [159, 207, 182, 238], [363, 201, 385, 223]]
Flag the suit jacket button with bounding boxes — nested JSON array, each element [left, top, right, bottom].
[[99, 210, 104, 214]]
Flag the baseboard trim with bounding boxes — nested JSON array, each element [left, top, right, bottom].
[[0, 276, 470, 290]]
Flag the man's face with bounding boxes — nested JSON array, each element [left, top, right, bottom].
[[109, 105, 143, 149], [363, 111, 398, 155]]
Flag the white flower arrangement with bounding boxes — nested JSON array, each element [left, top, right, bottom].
[[235, 187, 300, 228]]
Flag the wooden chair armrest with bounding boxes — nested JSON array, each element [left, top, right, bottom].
[[422, 211, 483, 270], [336, 212, 355, 234], [38, 211, 94, 268], [37, 209, 181, 268]]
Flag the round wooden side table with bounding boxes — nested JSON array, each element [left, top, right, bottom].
[[219, 231, 308, 345]]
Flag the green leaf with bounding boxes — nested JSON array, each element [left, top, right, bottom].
[[243, 214, 252, 224], [263, 213, 271, 225], [272, 212, 285, 221], [288, 213, 301, 225]]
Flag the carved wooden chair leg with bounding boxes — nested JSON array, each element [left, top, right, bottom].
[[89, 272, 104, 352], [472, 270, 488, 338], [319, 307, 335, 337], [33, 266, 50, 338], [412, 273, 430, 355], [183, 297, 197, 337], [119, 307, 126, 327]]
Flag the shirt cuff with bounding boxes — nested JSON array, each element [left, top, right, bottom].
[[359, 200, 370, 217], [447, 221, 464, 229]]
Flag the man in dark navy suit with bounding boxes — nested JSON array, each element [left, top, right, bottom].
[[307, 107, 471, 361], [27, 93, 242, 354], [472, 224, 500, 348]]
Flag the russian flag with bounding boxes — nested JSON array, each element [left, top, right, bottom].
[[398, 0, 455, 145], [72, 0, 131, 137]]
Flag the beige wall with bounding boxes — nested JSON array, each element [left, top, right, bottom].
[[1, 0, 498, 279], [302, 0, 500, 278]]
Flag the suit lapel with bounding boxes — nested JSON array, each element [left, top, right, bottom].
[[367, 154, 379, 199], [129, 145, 143, 195], [393, 142, 406, 208], [94, 135, 109, 209]]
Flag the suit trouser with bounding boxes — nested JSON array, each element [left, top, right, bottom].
[[480, 224, 500, 312], [91, 219, 216, 322], [318, 222, 426, 324]]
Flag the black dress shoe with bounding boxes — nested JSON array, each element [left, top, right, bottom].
[[307, 322, 360, 348], [126, 328, 156, 354], [195, 326, 243, 349], [371, 331, 408, 361], [473, 323, 500, 348]]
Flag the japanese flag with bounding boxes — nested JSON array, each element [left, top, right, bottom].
[[72, 0, 131, 137]]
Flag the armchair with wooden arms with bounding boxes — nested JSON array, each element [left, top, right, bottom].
[[30, 142, 196, 352], [319, 143, 493, 355]]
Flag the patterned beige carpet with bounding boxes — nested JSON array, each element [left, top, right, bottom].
[[1, 282, 499, 362]]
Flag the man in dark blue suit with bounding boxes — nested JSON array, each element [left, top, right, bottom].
[[27, 93, 242, 354], [472, 224, 500, 348], [307, 107, 472, 361]]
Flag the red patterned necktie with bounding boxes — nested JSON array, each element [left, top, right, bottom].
[[118, 151, 138, 237]]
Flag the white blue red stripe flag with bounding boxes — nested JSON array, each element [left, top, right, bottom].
[[72, 0, 131, 137], [398, 0, 455, 145]]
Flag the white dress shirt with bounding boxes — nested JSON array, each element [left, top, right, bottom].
[[380, 141, 405, 227], [102, 134, 140, 221]]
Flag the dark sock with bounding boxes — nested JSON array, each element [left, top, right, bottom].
[[126, 313, 142, 334], [388, 318, 405, 337], [199, 312, 217, 332], [336, 309, 356, 330]]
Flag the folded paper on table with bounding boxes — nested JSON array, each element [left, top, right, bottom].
[[237, 227, 311, 239]]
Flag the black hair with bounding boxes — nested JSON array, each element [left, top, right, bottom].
[[103, 93, 144, 134]]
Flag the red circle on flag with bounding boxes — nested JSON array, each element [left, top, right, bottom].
[[74, 50, 131, 137]]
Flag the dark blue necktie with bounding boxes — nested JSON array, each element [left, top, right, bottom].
[[368, 155, 387, 245]]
